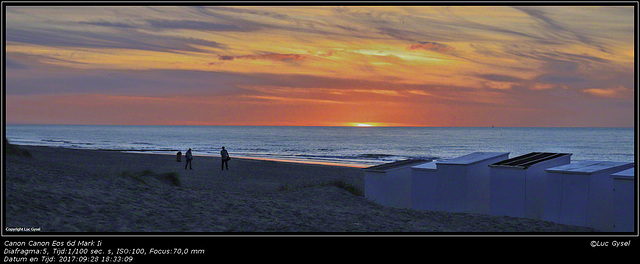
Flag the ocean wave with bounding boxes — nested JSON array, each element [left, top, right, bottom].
[[100, 148, 180, 153], [351, 154, 437, 161], [355, 154, 395, 159], [41, 139, 73, 144], [42, 139, 94, 146], [130, 142, 154, 145]]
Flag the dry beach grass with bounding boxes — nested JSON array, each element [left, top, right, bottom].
[[4, 145, 596, 233]]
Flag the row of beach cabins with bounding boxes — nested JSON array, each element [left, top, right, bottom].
[[363, 152, 635, 232]]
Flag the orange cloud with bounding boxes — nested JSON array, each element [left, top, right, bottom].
[[583, 86, 633, 99], [408, 41, 454, 53]]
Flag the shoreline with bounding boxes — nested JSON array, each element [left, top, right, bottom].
[[9, 143, 374, 168], [4, 145, 597, 233], [221, 155, 368, 168], [127, 150, 370, 168]]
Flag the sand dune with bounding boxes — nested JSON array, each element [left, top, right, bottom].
[[4, 146, 595, 233]]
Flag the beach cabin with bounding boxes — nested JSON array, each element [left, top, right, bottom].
[[611, 168, 635, 232], [434, 152, 510, 214], [364, 159, 431, 208], [410, 161, 438, 211], [544, 161, 634, 232], [489, 152, 572, 220]]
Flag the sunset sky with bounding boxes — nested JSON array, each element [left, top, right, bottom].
[[4, 5, 636, 127]]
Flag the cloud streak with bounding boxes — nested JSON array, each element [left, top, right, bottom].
[[146, 19, 258, 32], [6, 27, 224, 53], [218, 53, 309, 62]]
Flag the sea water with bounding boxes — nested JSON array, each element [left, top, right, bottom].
[[4, 125, 635, 167]]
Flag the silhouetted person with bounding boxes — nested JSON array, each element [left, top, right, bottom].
[[221, 146, 230, 170], [185, 148, 193, 170], [176, 151, 182, 162]]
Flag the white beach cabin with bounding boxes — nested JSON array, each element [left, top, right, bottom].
[[489, 152, 572, 220], [410, 161, 438, 211], [611, 167, 635, 232], [544, 161, 634, 232], [433, 152, 510, 214], [364, 159, 432, 208]]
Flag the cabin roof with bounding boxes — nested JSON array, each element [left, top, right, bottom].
[[365, 159, 431, 171], [490, 152, 571, 169], [546, 160, 634, 175], [436, 152, 509, 165]]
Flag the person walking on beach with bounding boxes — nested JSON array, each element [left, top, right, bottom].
[[221, 146, 230, 170], [185, 148, 193, 170]]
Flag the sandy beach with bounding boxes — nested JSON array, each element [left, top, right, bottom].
[[4, 145, 596, 233]]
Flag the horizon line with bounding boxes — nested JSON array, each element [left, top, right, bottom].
[[3, 123, 634, 129]]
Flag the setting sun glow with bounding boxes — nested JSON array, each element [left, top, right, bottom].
[[346, 122, 388, 127], [356, 123, 374, 127]]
